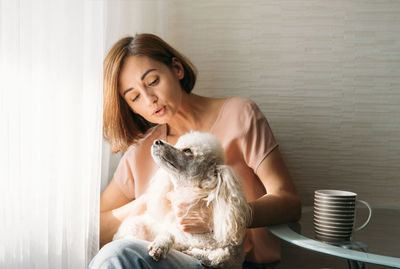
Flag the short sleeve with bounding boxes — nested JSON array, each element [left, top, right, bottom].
[[113, 148, 136, 200], [239, 100, 278, 173]]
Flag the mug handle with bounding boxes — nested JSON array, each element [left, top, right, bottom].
[[354, 200, 372, 231]]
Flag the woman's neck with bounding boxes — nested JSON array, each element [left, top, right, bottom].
[[166, 93, 209, 138]]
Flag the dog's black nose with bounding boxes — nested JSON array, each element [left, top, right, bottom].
[[155, 140, 163, 146]]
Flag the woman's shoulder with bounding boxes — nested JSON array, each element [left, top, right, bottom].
[[210, 96, 265, 136], [225, 96, 254, 105], [220, 96, 259, 111], [219, 96, 261, 118]]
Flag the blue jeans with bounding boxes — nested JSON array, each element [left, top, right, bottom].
[[89, 239, 269, 269], [89, 239, 203, 269]]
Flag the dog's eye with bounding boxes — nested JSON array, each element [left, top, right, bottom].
[[182, 148, 193, 155]]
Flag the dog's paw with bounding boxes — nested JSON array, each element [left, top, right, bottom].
[[184, 247, 232, 268], [181, 247, 194, 256], [182, 247, 197, 256], [148, 241, 169, 261], [183, 248, 213, 266]]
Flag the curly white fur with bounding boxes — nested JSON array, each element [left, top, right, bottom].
[[113, 131, 252, 269]]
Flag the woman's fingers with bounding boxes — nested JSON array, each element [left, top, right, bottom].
[[179, 221, 210, 233], [173, 202, 213, 233]]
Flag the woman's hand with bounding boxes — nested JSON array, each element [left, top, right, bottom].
[[173, 202, 213, 234]]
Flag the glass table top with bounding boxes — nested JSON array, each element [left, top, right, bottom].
[[268, 206, 400, 268]]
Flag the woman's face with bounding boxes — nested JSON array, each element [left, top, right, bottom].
[[119, 55, 185, 124]]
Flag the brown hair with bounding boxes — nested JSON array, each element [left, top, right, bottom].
[[103, 33, 197, 153]]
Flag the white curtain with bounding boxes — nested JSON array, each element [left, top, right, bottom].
[[0, 0, 105, 268]]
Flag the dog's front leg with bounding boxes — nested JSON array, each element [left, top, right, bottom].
[[184, 247, 242, 269], [148, 232, 175, 261]]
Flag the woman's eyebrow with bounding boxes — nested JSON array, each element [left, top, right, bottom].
[[123, 68, 158, 96], [123, 87, 133, 96], [141, 68, 158, 80]]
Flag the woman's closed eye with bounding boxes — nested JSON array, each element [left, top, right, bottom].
[[130, 78, 158, 102], [148, 77, 159, 86], [132, 94, 140, 102]]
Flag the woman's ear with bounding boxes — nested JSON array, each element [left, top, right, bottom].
[[171, 57, 184, 80]]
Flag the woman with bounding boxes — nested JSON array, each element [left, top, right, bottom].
[[90, 33, 301, 269]]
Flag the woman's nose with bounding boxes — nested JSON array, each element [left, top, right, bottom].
[[143, 90, 158, 105]]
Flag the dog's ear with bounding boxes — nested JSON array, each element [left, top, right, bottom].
[[212, 165, 252, 246]]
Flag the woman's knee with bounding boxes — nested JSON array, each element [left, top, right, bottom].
[[89, 239, 153, 269]]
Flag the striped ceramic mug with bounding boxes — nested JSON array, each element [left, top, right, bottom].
[[313, 190, 372, 242]]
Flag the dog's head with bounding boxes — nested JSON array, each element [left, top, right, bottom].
[[151, 131, 224, 186]]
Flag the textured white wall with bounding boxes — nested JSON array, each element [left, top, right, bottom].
[[163, 0, 400, 206]]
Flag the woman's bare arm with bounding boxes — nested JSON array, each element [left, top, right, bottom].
[[249, 147, 301, 227], [100, 178, 146, 248]]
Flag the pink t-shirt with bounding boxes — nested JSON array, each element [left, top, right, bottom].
[[113, 97, 281, 264]]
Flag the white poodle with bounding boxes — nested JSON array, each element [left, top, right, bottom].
[[113, 131, 252, 269]]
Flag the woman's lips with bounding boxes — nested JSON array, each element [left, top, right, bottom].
[[153, 106, 166, 116]]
